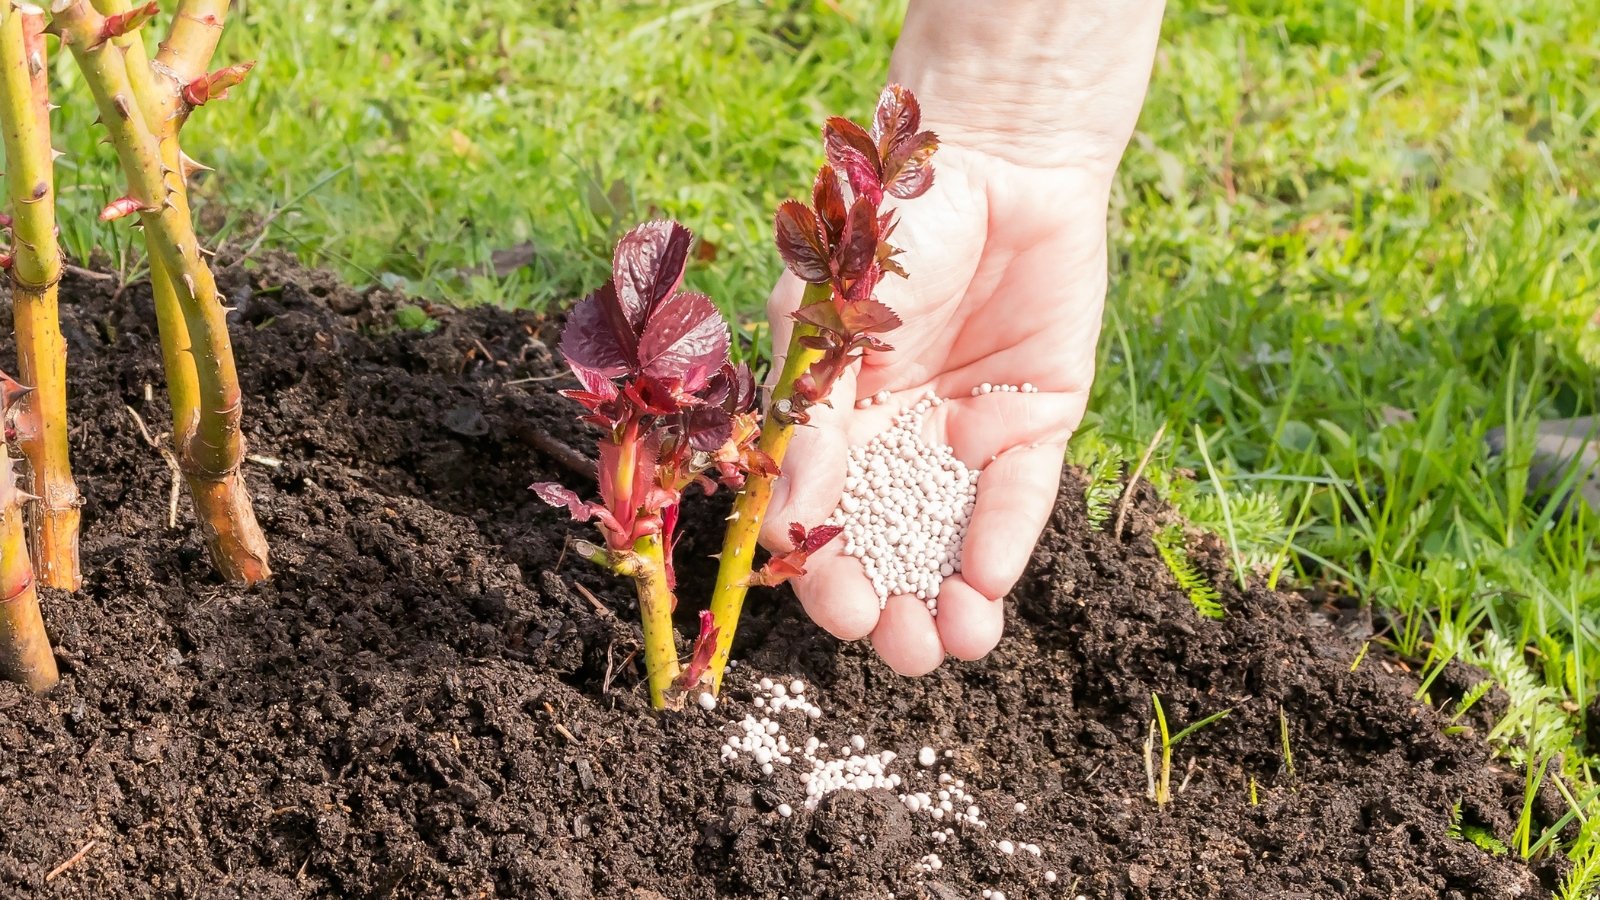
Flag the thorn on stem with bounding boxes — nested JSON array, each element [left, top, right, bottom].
[[178, 151, 212, 182]]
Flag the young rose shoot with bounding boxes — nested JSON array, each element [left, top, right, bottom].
[[535, 221, 762, 708], [705, 85, 939, 690]]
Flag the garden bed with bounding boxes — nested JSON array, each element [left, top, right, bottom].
[[0, 258, 1556, 898]]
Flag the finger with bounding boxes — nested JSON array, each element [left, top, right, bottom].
[[932, 575, 1005, 661], [961, 441, 1067, 601], [790, 544, 881, 642], [870, 593, 945, 675], [931, 389, 1086, 470]]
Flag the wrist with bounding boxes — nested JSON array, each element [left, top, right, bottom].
[[887, 0, 1165, 175]]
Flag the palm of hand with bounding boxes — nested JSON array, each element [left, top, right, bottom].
[[761, 145, 1112, 674]]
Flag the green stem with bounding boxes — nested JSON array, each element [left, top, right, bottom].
[[55, 1, 270, 584], [0, 5, 79, 589], [632, 533, 680, 708], [706, 281, 833, 691], [96, 0, 201, 447]]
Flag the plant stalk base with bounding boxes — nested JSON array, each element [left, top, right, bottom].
[[187, 470, 270, 585]]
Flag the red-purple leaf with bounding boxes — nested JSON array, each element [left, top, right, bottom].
[[559, 370, 620, 418], [824, 116, 880, 179], [749, 523, 842, 587], [842, 259, 881, 302], [532, 482, 598, 522], [872, 84, 922, 153], [800, 524, 843, 553], [569, 361, 620, 400], [811, 166, 848, 243], [839, 299, 901, 335], [792, 301, 844, 333], [613, 220, 692, 330], [824, 116, 884, 206], [702, 362, 758, 413], [725, 362, 757, 412], [675, 610, 720, 691], [684, 406, 734, 453], [774, 200, 831, 283], [834, 152, 882, 207], [661, 503, 683, 592], [560, 285, 633, 376], [854, 335, 894, 354], [834, 196, 879, 285], [884, 131, 939, 200], [624, 375, 690, 415], [637, 290, 730, 384]]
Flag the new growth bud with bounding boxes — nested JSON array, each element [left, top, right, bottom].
[[182, 61, 255, 107], [94, 1, 159, 48], [98, 195, 145, 221]]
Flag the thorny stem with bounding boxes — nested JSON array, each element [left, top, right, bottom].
[[92, 0, 202, 457], [0, 483, 58, 692], [706, 281, 833, 691], [55, 0, 270, 583], [631, 532, 680, 708], [0, 4, 80, 589]]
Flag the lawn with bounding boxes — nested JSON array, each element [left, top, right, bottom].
[[47, 0, 1600, 887]]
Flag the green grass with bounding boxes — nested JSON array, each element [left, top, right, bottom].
[[39, 0, 1600, 881], [51, 0, 910, 315]]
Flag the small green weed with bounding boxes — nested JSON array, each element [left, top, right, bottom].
[[1153, 524, 1225, 620], [1144, 693, 1232, 807]]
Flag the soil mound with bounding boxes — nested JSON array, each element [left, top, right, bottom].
[[0, 257, 1551, 898]]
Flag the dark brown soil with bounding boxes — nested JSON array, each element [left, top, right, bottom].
[[0, 256, 1555, 899]]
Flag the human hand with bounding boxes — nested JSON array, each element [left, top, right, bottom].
[[759, 143, 1117, 674], [756, 0, 1163, 673]]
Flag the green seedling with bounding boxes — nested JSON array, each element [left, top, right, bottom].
[[1349, 641, 1370, 672], [1556, 812, 1600, 900], [1144, 693, 1231, 806], [1279, 706, 1295, 778], [393, 304, 440, 334], [1153, 524, 1225, 620], [1082, 454, 1123, 531], [1448, 800, 1509, 856]]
